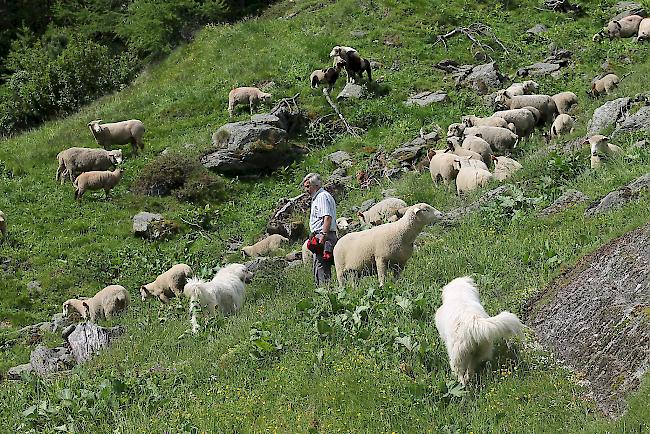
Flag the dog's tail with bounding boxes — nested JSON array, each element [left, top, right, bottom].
[[470, 311, 523, 344], [183, 277, 204, 333]]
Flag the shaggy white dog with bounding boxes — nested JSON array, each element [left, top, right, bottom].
[[435, 276, 523, 385], [183, 263, 253, 333]]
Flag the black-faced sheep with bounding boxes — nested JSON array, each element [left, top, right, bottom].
[[446, 138, 484, 162], [334, 203, 443, 287], [310, 60, 346, 91], [228, 87, 272, 118], [591, 74, 620, 97], [140, 264, 193, 303], [606, 14, 644, 39], [494, 93, 558, 124], [88, 120, 145, 155], [358, 198, 408, 225], [637, 18, 650, 42], [241, 234, 289, 257], [74, 168, 124, 200], [63, 285, 130, 322], [329, 46, 372, 83], [56, 147, 123, 184]]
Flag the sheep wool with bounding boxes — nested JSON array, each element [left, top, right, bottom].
[[606, 15, 644, 39], [591, 74, 620, 97], [88, 119, 145, 155], [492, 108, 536, 137], [637, 18, 650, 42], [462, 115, 512, 130], [63, 285, 130, 322], [56, 147, 123, 184], [550, 114, 575, 139], [463, 126, 519, 154], [494, 93, 558, 124], [491, 156, 523, 181], [140, 264, 193, 303], [358, 198, 408, 225], [242, 234, 289, 257], [228, 87, 272, 117], [551, 91, 578, 115], [429, 151, 460, 185], [74, 168, 124, 200], [461, 136, 494, 166], [454, 159, 494, 194]]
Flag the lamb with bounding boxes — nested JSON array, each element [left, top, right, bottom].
[[549, 114, 575, 139], [56, 147, 123, 184], [334, 203, 443, 287], [74, 168, 124, 200], [503, 80, 539, 96], [228, 87, 272, 118], [461, 135, 494, 166], [429, 151, 460, 185], [310, 59, 346, 91], [586, 135, 623, 168], [492, 108, 536, 137], [551, 91, 578, 115], [605, 14, 644, 39], [358, 198, 408, 225], [0, 210, 5, 238], [446, 138, 484, 162], [462, 115, 514, 131], [494, 93, 558, 124], [241, 234, 289, 257], [491, 156, 523, 181], [637, 18, 650, 42], [454, 158, 494, 195], [460, 126, 519, 154], [140, 264, 193, 303], [63, 285, 130, 322], [590, 74, 620, 97], [88, 120, 145, 155], [329, 46, 372, 83]]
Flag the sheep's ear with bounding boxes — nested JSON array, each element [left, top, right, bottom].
[[614, 21, 622, 29], [475, 132, 482, 138], [357, 211, 365, 221], [603, 136, 609, 141], [491, 155, 498, 162], [82, 301, 90, 316], [504, 90, 511, 98]]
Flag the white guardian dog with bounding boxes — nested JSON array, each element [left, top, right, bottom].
[[183, 263, 253, 333], [435, 276, 523, 385]]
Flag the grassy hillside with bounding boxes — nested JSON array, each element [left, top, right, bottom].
[[1, 0, 649, 431]]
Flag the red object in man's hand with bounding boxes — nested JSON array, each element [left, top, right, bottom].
[[307, 234, 324, 255]]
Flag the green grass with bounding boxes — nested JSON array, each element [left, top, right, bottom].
[[1, 0, 650, 431]]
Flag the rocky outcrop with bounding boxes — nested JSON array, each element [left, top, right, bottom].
[[133, 212, 178, 240], [584, 173, 650, 217], [587, 98, 631, 135], [539, 189, 589, 217], [612, 106, 650, 137], [405, 91, 450, 107]]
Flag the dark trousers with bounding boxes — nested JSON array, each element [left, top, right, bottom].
[[312, 231, 337, 287]]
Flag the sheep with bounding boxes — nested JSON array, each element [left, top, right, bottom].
[[491, 156, 523, 181], [552, 91, 578, 115], [358, 198, 408, 225], [549, 114, 575, 139], [73, 168, 124, 200], [637, 18, 650, 42], [503, 80, 539, 96], [605, 14, 644, 39], [462, 115, 515, 132], [586, 135, 623, 168], [0, 210, 5, 238], [522, 106, 542, 125], [461, 135, 494, 166], [429, 151, 460, 185], [56, 147, 123, 184], [494, 93, 558, 124], [228, 87, 272, 118], [88, 120, 145, 155], [461, 126, 519, 154], [590, 73, 620, 97], [302, 239, 314, 264], [447, 122, 465, 138], [310, 60, 346, 91], [63, 285, 130, 322], [334, 203, 443, 287], [140, 264, 193, 303], [241, 234, 289, 257], [454, 159, 494, 195], [329, 46, 372, 83], [492, 108, 536, 137], [446, 138, 484, 162]]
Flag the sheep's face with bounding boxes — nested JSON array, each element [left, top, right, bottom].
[[62, 300, 86, 320], [109, 150, 123, 164], [336, 217, 350, 231], [589, 135, 609, 156], [606, 21, 621, 38], [140, 285, 150, 302], [88, 120, 103, 134], [494, 92, 510, 108], [260, 93, 272, 103], [523, 80, 539, 94], [447, 123, 465, 138], [329, 46, 341, 57], [411, 203, 443, 224]]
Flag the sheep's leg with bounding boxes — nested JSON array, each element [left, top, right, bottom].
[[104, 188, 111, 200], [56, 164, 65, 183], [390, 263, 403, 281], [249, 100, 254, 115], [375, 257, 387, 287], [158, 293, 170, 303]]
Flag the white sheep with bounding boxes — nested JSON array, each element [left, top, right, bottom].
[[56, 147, 123, 184], [492, 108, 536, 137], [591, 74, 620, 97], [329, 46, 372, 83], [605, 14, 644, 39], [549, 114, 575, 139], [63, 285, 130, 322], [586, 135, 623, 168], [521, 106, 542, 125], [429, 151, 460, 185], [241, 234, 289, 257], [140, 264, 193, 303], [461, 126, 519, 154], [74, 168, 124, 200], [491, 156, 523, 181], [88, 120, 145, 155], [494, 93, 558, 124], [454, 159, 494, 195], [228, 87, 272, 118], [461, 135, 494, 166], [310, 60, 345, 91], [503, 80, 539, 96], [446, 138, 484, 162], [551, 91, 578, 115], [0, 210, 5, 238], [637, 18, 650, 42], [462, 115, 514, 131], [334, 203, 443, 287], [358, 198, 408, 225]]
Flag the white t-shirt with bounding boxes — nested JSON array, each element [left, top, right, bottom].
[[309, 188, 337, 233]]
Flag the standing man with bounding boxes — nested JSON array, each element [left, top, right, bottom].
[[303, 173, 337, 287]]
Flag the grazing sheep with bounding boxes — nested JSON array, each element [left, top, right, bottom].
[[447, 122, 466, 138], [358, 198, 408, 225], [606, 14, 644, 39], [329, 46, 372, 83], [491, 156, 523, 181], [63, 285, 130, 322], [454, 159, 494, 195], [241, 234, 289, 257], [334, 203, 443, 287], [462, 126, 519, 154], [461, 135, 494, 166], [591, 73, 620, 97], [586, 135, 623, 168], [494, 93, 558, 124], [462, 115, 514, 131], [74, 168, 124, 200], [522, 106, 542, 126], [310, 60, 345, 91], [0, 210, 5, 238], [88, 120, 145, 155], [492, 108, 536, 137], [637, 18, 650, 42], [551, 91, 578, 115], [429, 151, 460, 185], [140, 264, 193, 303], [228, 87, 272, 118], [56, 147, 123, 184], [549, 114, 575, 139], [503, 80, 539, 96], [447, 138, 484, 162]]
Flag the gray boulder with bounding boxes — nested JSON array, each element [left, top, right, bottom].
[[585, 173, 650, 217], [517, 62, 560, 77], [337, 83, 365, 99], [539, 190, 589, 217], [66, 322, 125, 364], [587, 98, 631, 135], [133, 212, 177, 240], [611, 2, 646, 21], [7, 363, 34, 380], [527, 24, 548, 35], [454, 62, 506, 94], [405, 91, 450, 107], [327, 151, 353, 167], [612, 106, 650, 137], [30, 345, 75, 376]]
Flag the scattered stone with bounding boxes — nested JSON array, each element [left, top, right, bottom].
[[66, 322, 125, 364], [526, 223, 650, 417], [183, 143, 196, 150], [631, 139, 648, 150], [327, 168, 353, 186], [611, 2, 646, 21], [587, 97, 631, 135], [327, 150, 353, 167], [453, 62, 506, 94], [585, 173, 650, 217], [285, 251, 302, 262], [526, 24, 548, 35], [250, 114, 281, 127], [612, 106, 650, 137], [227, 240, 243, 253], [7, 363, 33, 380], [244, 257, 287, 274], [266, 220, 305, 242], [518, 62, 560, 77], [359, 199, 377, 213], [539, 190, 590, 216], [30, 345, 75, 376], [542, 0, 583, 13], [27, 281, 41, 291], [390, 60, 400, 71], [337, 83, 365, 100], [405, 91, 450, 107], [133, 212, 177, 240], [369, 60, 384, 70], [350, 30, 367, 38], [433, 59, 460, 73]]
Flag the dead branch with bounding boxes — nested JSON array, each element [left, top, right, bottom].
[[434, 22, 509, 56], [322, 89, 364, 137]]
